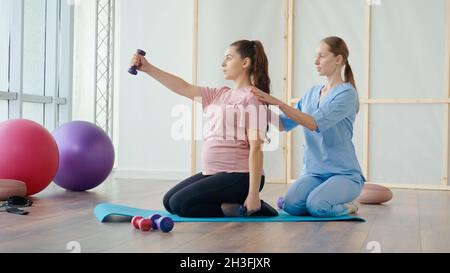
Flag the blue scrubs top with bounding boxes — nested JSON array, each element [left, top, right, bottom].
[[281, 83, 365, 183]]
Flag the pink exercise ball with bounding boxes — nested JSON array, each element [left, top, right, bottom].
[[0, 119, 59, 196]]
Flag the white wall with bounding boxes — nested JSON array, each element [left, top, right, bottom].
[[369, 0, 447, 185], [113, 0, 193, 180]]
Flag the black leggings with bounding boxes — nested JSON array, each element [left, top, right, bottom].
[[163, 172, 265, 217]]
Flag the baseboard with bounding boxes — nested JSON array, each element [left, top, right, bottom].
[[112, 168, 191, 181]]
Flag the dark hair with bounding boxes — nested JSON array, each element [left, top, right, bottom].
[[321, 36, 360, 113], [230, 40, 271, 95]]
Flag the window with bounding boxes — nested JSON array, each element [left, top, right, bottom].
[[0, 0, 73, 130]]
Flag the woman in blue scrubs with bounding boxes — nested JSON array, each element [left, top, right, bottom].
[[251, 36, 365, 217]]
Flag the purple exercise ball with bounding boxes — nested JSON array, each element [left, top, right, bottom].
[[52, 121, 115, 191]]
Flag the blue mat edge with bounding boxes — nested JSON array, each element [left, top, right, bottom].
[[94, 203, 365, 223]]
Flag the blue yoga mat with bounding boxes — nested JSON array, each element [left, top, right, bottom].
[[94, 203, 365, 223]]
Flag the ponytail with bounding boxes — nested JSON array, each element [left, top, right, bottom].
[[250, 41, 271, 95], [344, 62, 360, 113], [251, 41, 271, 143]]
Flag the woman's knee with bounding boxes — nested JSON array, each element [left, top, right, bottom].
[[168, 193, 185, 215], [306, 198, 332, 217], [168, 192, 196, 217], [163, 192, 174, 214], [283, 197, 309, 216], [282, 176, 321, 216]]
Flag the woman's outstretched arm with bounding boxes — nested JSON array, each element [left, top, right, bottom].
[[130, 53, 201, 100]]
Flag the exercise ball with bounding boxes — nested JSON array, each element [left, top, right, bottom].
[[0, 119, 59, 196], [0, 179, 27, 200], [357, 183, 393, 204], [52, 121, 115, 191]]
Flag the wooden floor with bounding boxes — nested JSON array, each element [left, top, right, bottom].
[[1, 178, 449, 253]]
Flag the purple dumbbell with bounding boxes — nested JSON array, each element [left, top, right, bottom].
[[149, 213, 162, 230], [128, 49, 146, 75], [149, 213, 174, 232], [277, 197, 284, 210], [155, 216, 174, 233]]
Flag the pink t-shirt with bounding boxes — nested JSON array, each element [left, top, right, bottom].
[[200, 86, 268, 175]]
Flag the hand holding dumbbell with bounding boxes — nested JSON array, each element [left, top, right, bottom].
[[128, 49, 147, 75]]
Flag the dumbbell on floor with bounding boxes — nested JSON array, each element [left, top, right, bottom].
[[150, 213, 174, 233], [131, 214, 174, 233], [131, 216, 152, 232]]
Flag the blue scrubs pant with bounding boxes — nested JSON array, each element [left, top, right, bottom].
[[282, 174, 363, 217]]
